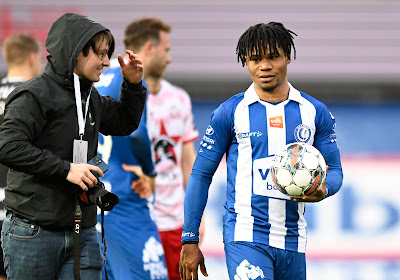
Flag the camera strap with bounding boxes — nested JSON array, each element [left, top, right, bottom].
[[73, 200, 82, 280], [100, 209, 109, 280]]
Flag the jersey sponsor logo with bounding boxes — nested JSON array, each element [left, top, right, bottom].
[[202, 135, 215, 144], [142, 236, 168, 279], [236, 131, 263, 139], [200, 141, 213, 150], [234, 259, 265, 280], [294, 124, 311, 143], [253, 157, 289, 200], [269, 116, 283, 128], [182, 232, 196, 238], [206, 125, 214, 135], [200, 135, 215, 150], [153, 121, 181, 171]]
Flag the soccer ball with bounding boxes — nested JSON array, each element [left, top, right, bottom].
[[271, 142, 326, 197]]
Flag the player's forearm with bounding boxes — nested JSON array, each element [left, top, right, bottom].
[[323, 150, 343, 197], [182, 176, 210, 243], [182, 155, 219, 243]]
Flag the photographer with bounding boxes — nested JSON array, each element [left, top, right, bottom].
[[0, 13, 146, 280]]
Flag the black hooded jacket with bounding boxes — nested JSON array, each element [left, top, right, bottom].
[[0, 13, 146, 229]]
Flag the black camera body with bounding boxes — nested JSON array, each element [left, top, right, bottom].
[[85, 156, 119, 211], [86, 181, 119, 211]]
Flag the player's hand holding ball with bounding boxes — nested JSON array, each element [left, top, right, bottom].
[[271, 142, 327, 202]]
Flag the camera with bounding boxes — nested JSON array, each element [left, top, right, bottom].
[[84, 156, 119, 211], [86, 180, 119, 211]]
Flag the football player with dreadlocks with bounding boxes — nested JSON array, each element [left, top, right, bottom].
[[179, 22, 343, 280]]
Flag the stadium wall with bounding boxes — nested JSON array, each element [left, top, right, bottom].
[[1, 0, 399, 101]]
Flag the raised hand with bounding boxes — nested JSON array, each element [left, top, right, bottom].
[[118, 50, 144, 84]]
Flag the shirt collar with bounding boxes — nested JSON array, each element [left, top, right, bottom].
[[243, 82, 305, 106]]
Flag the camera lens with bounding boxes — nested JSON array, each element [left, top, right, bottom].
[[94, 157, 101, 164]]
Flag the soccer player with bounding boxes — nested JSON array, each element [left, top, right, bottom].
[[120, 18, 200, 280], [0, 32, 41, 280], [179, 22, 343, 280], [94, 26, 168, 280]]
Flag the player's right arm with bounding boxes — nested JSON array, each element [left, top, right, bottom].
[[180, 153, 220, 279], [180, 243, 207, 280], [180, 104, 233, 279]]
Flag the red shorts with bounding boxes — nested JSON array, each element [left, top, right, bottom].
[[159, 227, 183, 280]]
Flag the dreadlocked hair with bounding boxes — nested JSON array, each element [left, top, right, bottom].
[[236, 22, 297, 67]]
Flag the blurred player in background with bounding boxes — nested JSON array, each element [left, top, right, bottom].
[[0, 33, 41, 280], [121, 17, 200, 280], [94, 22, 168, 280], [179, 22, 343, 280]]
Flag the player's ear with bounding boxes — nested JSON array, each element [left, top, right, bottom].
[[286, 55, 291, 65], [143, 40, 153, 55], [28, 53, 36, 67]]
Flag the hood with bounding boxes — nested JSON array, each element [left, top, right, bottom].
[[45, 13, 108, 79]]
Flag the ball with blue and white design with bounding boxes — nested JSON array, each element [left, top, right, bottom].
[[271, 142, 326, 197]]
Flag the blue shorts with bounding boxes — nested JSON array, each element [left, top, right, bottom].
[[99, 218, 168, 280], [225, 241, 306, 280]]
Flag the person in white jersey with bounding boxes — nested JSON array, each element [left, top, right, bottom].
[[121, 17, 200, 280], [179, 22, 343, 280]]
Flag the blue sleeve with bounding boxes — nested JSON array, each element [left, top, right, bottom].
[[181, 154, 220, 244], [313, 105, 343, 197], [313, 105, 338, 154], [181, 103, 233, 243], [321, 150, 343, 197]]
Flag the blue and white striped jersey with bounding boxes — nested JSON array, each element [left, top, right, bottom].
[[183, 83, 341, 253]]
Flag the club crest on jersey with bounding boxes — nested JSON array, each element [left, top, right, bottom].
[[206, 125, 214, 135], [294, 124, 311, 142]]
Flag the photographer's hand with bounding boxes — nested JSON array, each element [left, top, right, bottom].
[[118, 50, 144, 84], [67, 163, 104, 191], [121, 164, 154, 199]]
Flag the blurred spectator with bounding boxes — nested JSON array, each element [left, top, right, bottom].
[[94, 17, 169, 280], [0, 32, 41, 280], [123, 17, 201, 280]]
